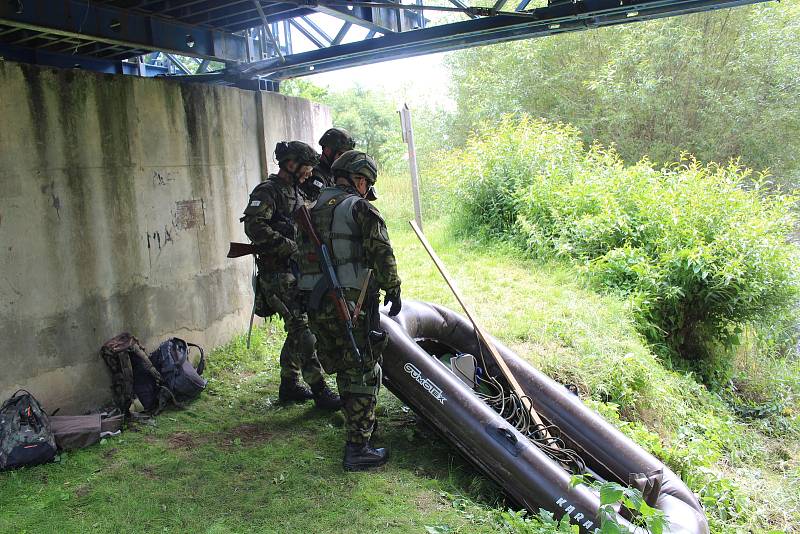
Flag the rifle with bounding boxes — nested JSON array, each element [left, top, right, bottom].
[[294, 205, 363, 369], [227, 242, 258, 258], [227, 242, 295, 273]]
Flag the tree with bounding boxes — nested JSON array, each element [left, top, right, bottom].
[[447, 3, 800, 187], [320, 86, 407, 175]]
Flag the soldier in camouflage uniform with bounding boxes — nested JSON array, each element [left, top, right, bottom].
[[297, 150, 401, 471], [241, 141, 341, 410], [300, 127, 356, 203]]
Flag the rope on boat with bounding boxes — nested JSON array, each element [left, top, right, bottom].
[[473, 339, 587, 474]]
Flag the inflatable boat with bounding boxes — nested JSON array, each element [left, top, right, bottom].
[[380, 300, 709, 534]]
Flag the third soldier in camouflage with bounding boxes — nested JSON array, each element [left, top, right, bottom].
[[241, 140, 341, 411], [297, 150, 401, 471], [301, 127, 356, 203]]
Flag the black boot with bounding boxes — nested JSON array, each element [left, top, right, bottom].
[[310, 380, 342, 411], [343, 442, 388, 471], [278, 378, 314, 403]]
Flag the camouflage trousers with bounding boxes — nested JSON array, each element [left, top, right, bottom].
[[257, 271, 324, 386], [307, 290, 386, 444]]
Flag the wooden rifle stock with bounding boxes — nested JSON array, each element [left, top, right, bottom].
[[227, 242, 257, 258]]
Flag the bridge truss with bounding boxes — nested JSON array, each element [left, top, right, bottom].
[[0, 0, 770, 90]]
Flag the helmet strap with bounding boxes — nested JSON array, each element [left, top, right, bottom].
[[341, 174, 368, 198]]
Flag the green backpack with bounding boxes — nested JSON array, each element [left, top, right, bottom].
[[0, 390, 57, 471]]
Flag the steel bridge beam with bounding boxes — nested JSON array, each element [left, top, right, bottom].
[[239, 0, 771, 79], [0, 0, 249, 62], [0, 42, 170, 76], [312, 5, 398, 33]]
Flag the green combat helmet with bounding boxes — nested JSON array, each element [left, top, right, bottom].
[[275, 140, 320, 168], [332, 150, 379, 201], [319, 127, 356, 153]]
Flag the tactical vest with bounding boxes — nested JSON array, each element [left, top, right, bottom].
[[298, 187, 368, 291]]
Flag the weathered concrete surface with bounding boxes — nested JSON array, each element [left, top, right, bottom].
[[0, 61, 330, 412]]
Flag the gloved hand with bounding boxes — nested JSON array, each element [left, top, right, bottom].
[[384, 288, 402, 317], [276, 237, 298, 258]]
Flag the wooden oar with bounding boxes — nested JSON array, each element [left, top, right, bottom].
[[409, 221, 551, 437]]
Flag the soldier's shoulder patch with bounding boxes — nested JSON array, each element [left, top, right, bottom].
[[327, 198, 338, 205], [244, 195, 271, 216], [366, 203, 384, 220]]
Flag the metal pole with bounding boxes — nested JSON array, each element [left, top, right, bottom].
[[251, 0, 284, 63], [399, 103, 422, 230]]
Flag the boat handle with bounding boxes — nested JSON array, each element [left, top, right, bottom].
[[486, 424, 522, 456], [500, 427, 517, 444]]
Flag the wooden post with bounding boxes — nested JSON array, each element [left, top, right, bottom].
[[399, 103, 423, 230]]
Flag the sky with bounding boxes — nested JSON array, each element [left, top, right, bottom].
[[282, 13, 456, 110], [307, 52, 454, 109]]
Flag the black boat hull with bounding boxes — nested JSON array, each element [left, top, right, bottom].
[[380, 300, 709, 534]]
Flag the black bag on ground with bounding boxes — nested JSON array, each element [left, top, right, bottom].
[[100, 333, 174, 416], [149, 338, 207, 402], [0, 390, 57, 471]]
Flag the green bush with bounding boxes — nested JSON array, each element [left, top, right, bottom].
[[449, 116, 799, 381]]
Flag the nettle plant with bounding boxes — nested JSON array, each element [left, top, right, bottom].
[[450, 117, 800, 383], [570, 475, 668, 534]]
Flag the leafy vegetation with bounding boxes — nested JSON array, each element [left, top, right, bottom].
[[281, 81, 408, 175], [441, 116, 799, 383], [570, 475, 667, 534], [6, 8, 798, 531], [447, 3, 800, 188]]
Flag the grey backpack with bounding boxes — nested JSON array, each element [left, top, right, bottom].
[[0, 390, 57, 471]]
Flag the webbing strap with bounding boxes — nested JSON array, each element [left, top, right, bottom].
[[187, 342, 206, 375], [132, 345, 163, 385], [330, 256, 360, 266], [327, 232, 360, 241]]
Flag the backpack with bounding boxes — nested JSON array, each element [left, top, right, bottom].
[[100, 333, 174, 417], [149, 338, 207, 402], [0, 390, 57, 471], [50, 412, 124, 451]]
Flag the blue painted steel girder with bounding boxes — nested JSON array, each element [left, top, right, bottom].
[[0, 41, 170, 76], [0, 0, 249, 62], [237, 0, 772, 79]]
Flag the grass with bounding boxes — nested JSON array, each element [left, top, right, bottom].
[[0, 321, 502, 534], [1, 177, 798, 533]]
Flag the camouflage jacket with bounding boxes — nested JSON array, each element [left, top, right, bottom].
[[241, 174, 303, 271]]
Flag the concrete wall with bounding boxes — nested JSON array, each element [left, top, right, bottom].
[[0, 61, 330, 412]]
